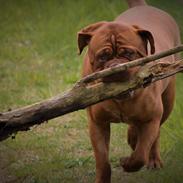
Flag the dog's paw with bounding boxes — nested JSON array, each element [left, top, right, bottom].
[[120, 156, 145, 172], [147, 157, 163, 169]]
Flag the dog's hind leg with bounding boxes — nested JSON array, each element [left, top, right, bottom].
[[161, 77, 176, 124], [147, 131, 163, 169], [127, 125, 138, 151], [147, 77, 175, 169], [89, 120, 111, 183]]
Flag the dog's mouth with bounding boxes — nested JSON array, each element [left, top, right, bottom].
[[102, 70, 131, 83], [102, 61, 134, 82]]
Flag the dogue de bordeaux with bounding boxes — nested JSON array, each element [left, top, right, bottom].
[[78, 0, 181, 182]]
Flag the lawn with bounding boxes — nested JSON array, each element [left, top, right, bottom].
[[0, 0, 183, 182]]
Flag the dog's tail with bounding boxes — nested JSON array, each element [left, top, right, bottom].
[[126, 0, 147, 8]]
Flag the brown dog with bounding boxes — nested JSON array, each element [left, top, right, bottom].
[[78, 0, 181, 182]]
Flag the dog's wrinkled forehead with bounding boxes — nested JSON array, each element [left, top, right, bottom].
[[89, 23, 143, 52], [78, 21, 155, 55]]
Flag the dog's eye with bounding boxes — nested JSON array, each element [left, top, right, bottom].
[[118, 48, 136, 60], [123, 49, 136, 60], [98, 52, 112, 62]]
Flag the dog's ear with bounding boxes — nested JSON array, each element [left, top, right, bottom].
[[77, 21, 107, 54], [133, 25, 155, 55]]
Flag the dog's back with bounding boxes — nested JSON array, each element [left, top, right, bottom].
[[116, 0, 181, 57], [126, 0, 147, 8]]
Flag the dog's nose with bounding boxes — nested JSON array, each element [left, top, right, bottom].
[[109, 63, 118, 67], [105, 59, 128, 69], [106, 62, 121, 69]]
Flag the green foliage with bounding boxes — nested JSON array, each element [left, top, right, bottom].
[[0, 0, 183, 182]]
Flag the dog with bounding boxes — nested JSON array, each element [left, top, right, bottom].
[[78, 0, 181, 182]]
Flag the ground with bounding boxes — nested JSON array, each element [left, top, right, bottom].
[[0, 0, 183, 183]]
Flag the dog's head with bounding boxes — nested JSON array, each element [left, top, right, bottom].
[[78, 22, 155, 82]]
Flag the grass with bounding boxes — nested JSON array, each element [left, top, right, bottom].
[[0, 0, 183, 182]]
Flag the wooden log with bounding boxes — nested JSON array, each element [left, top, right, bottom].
[[0, 45, 183, 141]]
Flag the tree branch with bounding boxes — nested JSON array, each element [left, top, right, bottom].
[[78, 45, 183, 84], [0, 45, 183, 141]]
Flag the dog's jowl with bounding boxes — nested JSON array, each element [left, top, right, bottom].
[[78, 0, 181, 182]]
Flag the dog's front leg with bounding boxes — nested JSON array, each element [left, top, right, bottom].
[[127, 125, 163, 169], [121, 119, 161, 172], [89, 120, 111, 183]]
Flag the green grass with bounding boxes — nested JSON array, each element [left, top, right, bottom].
[[0, 0, 183, 182]]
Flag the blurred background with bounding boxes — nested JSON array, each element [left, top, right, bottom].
[[0, 0, 183, 182]]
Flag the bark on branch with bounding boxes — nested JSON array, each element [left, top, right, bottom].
[[0, 45, 183, 141]]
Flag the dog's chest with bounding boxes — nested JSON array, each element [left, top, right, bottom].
[[92, 100, 153, 124], [111, 94, 158, 123], [115, 101, 148, 123]]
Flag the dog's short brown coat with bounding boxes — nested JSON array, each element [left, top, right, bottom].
[[78, 0, 181, 182]]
